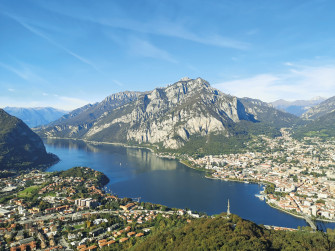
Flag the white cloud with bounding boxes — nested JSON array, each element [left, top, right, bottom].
[[0, 94, 89, 111], [8, 88, 15, 92], [112, 80, 124, 87], [214, 65, 335, 102], [4, 13, 101, 72], [128, 37, 177, 63], [34, 3, 248, 50], [57, 96, 89, 109], [100, 18, 249, 50]]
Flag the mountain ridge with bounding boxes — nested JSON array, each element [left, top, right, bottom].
[[36, 78, 299, 153], [301, 96, 335, 120], [271, 97, 325, 117]]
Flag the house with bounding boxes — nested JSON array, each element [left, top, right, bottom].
[[77, 244, 86, 250], [106, 240, 116, 246], [127, 231, 136, 237], [89, 227, 104, 237], [87, 245, 97, 250], [120, 203, 135, 211]]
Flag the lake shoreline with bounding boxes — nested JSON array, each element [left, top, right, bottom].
[[43, 137, 335, 227]]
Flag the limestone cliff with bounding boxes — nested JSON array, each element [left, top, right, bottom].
[[36, 78, 297, 149]]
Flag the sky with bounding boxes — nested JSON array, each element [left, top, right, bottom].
[[1, 0, 335, 110]]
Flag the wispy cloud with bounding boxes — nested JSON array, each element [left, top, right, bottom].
[[57, 95, 89, 108], [112, 80, 124, 87], [4, 13, 101, 72], [0, 94, 89, 110], [214, 64, 335, 102], [34, 3, 248, 50], [99, 18, 249, 50], [8, 88, 15, 92], [127, 37, 177, 63], [0, 61, 48, 84]]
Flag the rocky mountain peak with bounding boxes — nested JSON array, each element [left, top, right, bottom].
[[103, 91, 142, 103], [36, 77, 298, 151], [179, 77, 191, 81]]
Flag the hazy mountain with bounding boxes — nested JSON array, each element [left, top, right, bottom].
[[48, 91, 142, 127], [293, 96, 335, 138], [0, 109, 58, 170], [3, 107, 68, 128], [301, 96, 335, 120], [271, 97, 325, 117], [36, 78, 298, 153]]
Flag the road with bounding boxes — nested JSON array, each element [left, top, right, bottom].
[[18, 209, 178, 224], [303, 214, 317, 231]]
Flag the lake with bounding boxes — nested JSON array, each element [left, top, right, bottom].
[[44, 138, 335, 229]]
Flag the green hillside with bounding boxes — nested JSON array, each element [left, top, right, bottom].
[[131, 213, 335, 251], [0, 109, 58, 170], [293, 111, 335, 139]]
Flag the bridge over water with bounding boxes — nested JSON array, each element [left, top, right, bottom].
[[303, 214, 317, 231]]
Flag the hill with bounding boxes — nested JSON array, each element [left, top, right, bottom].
[[131, 213, 334, 251], [0, 109, 58, 170], [4, 107, 67, 128], [36, 78, 299, 154], [294, 110, 335, 139], [293, 96, 335, 138]]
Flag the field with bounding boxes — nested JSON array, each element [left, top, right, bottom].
[[18, 185, 40, 198]]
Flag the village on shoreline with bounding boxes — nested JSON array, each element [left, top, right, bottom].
[[0, 167, 202, 250], [43, 130, 335, 224], [181, 128, 335, 223], [2, 128, 335, 249]]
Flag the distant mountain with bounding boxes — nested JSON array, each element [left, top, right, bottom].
[[0, 109, 58, 170], [48, 91, 142, 127], [293, 96, 335, 138], [36, 78, 299, 154], [271, 97, 325, 116], [301, 96, 335, 120], [3, 107, 67, 128]]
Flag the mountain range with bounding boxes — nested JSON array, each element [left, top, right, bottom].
[[2, 76, 334, 165], [0, 109, 58, 170], [271, 97, 325, 117], [293, 96, 335, 138], [3, 107, 67, 128], [36, 77, 299, 154]]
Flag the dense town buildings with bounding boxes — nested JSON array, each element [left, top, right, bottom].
[[187, 129, 335, 221]]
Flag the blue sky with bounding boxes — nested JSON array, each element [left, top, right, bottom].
[[1, 0, 335, 110]]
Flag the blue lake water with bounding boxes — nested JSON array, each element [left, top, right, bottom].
[[44, 138, 335, 229]]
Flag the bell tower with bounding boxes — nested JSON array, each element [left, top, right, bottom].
[[227, 199, 231, 216]]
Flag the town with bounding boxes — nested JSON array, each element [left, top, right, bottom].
[[0, 167, 197, 250], [186, 128, 335, 222]]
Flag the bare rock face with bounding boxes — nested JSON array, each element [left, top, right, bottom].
[[302, 96, 335, 120], [36, 78, 297, 149]]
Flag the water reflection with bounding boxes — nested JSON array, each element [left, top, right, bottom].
[[44, 138, 335, 229], [126, 148, 177, 171]]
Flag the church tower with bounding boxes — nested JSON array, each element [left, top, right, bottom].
[[227, 199, 231, 216]]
